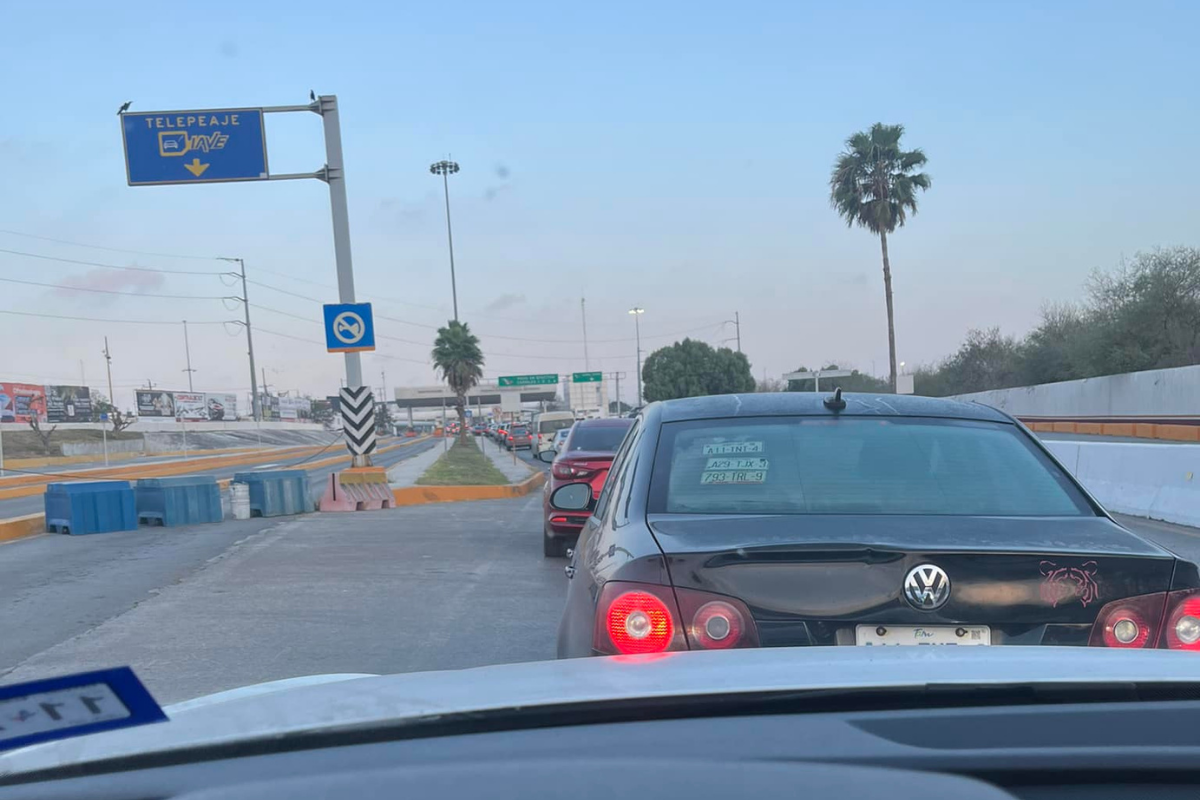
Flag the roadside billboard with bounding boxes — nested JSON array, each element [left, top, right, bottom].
[[205, 393, 238, 421], [174, 392, 207, 421], [45, 385, 93, 422], [278, 396, 312, 420], [136, 390, 176, 418], [0, 383, 47, 423]]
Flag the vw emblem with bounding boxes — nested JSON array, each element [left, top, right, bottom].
[[904, 564, 951, 610]]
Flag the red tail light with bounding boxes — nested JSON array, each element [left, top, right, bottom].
[[600, 586, 679, 655], [594, 582, 759, 655], [1163, 589, 1200, 651], [553, 462, 595, 480], [1089, 592, 1166, 648]]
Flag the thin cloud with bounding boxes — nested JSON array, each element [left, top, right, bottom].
[[53, 268, 166, 302], [484, 292, 525, 312]]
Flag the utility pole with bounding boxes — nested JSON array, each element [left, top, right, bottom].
[[581, 297, 590, 370], [144, 379, 155, 390], [722, 311, 742, 353], [605, 371, 626, 415], [182, 320, 196, 391], [218, 257, 260, 421], [261, 367, 269, 396], [380, 369, 387, 402], [629, 307, 645, 406], [102, 337, 115, 406]]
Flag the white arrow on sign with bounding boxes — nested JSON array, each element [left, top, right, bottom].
[[332, 311, 366, 345]]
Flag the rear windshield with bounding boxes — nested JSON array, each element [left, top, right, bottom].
[[510, 426, 528, 434], [648, 417, 1092, 516], [539, 418, 575, 434], [567, 424, 631, 453]]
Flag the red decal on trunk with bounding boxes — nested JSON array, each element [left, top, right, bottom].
[[1039, 560, 1099, 607]]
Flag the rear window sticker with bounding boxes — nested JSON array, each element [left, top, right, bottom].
[[702, 441, 764, 456], [705, 457, 769, 471], [700, 470, 768, 485]]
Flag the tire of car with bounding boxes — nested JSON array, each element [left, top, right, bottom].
[[543, 527, 569, 558]]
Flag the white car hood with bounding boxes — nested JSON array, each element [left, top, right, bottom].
[[3, 646, 1199, 777]]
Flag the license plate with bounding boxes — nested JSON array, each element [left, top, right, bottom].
[[855, 624, 991, 646]]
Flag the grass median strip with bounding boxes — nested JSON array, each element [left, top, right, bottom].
[[416, 440, 511, 486]]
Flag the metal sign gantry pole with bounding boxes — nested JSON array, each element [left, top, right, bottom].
[[260, 95, 367, 465]]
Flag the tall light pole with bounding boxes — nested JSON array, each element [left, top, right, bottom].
[[629, 306, 645, 405], [430, 159, 461, 321]]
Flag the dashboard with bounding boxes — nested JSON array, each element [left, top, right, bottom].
[[3, 696, 1200, 799]]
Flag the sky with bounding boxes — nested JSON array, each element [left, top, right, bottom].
[[1, 0, 1197, 411]]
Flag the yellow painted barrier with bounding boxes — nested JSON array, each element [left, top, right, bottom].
[[2, 444, 271, 471], [1157, 424, 1200, 442], [0, 513, 46, 544], [392, 470, 546, 507], [0, 437, 427, 545], [0, 443, 334, 501]]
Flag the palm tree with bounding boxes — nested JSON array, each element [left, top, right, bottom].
[[830, 123, 931, 392], [431, 319, 484, 439]]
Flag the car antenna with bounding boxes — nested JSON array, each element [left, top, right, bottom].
[[823, 387, 846, 411]]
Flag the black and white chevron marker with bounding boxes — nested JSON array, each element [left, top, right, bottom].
[[339, 386, 377, 456]]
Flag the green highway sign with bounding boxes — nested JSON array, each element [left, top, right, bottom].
[[572, 372, 603, 383], [498, 374, 559, 387]]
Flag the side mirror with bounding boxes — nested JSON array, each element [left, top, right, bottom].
[[550, 483, 591, 511], [536, 449, 556, 463]]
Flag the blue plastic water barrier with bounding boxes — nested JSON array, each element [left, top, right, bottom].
[[136, 476, 223, 527], [44, 481, 137, 535], [231, 470, 311, 517]]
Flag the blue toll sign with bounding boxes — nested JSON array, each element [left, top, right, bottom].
[[323, 303, 376, 353], [121, 109, 269, 186]]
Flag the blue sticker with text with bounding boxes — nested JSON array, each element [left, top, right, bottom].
[[0, 668, 166, 752]]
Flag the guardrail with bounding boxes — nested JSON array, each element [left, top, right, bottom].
[[1043, 439, 1200, 528]]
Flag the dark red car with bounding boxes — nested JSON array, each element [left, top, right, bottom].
[[539, 417, 633, 557]]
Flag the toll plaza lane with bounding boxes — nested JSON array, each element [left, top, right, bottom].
[[0, 437, 437, 519], [0, 494, 565, 704]]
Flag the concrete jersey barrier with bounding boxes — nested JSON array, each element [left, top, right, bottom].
[[1042, 439, 1200, 529]]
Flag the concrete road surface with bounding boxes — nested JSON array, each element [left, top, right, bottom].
[[4, 474, 1200, 705], [1, 495, 564, 704]]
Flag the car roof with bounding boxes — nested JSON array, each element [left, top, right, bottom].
[[652, 392, 1010, 424]]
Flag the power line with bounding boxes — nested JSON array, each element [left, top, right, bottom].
[[0, 308, 231, 325], [0, 247, 228, 276], [0, 275, 234, 300], [0, 229, 222, 261]]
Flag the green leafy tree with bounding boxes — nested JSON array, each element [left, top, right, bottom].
[[431, 320, 484, 440], [642, 338, 755, 402], [830, 123, 931, 392], [912, 247, 1200, 397]]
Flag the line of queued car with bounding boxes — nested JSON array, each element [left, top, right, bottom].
[[538, 390, 1200, 661]]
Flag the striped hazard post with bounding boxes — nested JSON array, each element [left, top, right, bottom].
[[338, 386, 377, 456]]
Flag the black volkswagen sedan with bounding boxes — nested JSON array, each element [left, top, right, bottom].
[[554, 392, 1200, 657]]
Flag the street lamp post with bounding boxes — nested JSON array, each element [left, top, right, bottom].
[[429, 160, 461, 321], [629, 307, 645, 405]]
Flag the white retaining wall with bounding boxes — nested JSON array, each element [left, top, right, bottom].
[[952, 364, 1200, 418], [1043, 439, 1200, 528]]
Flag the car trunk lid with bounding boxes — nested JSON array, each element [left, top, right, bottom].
[[649, 514, 1176, 645]]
